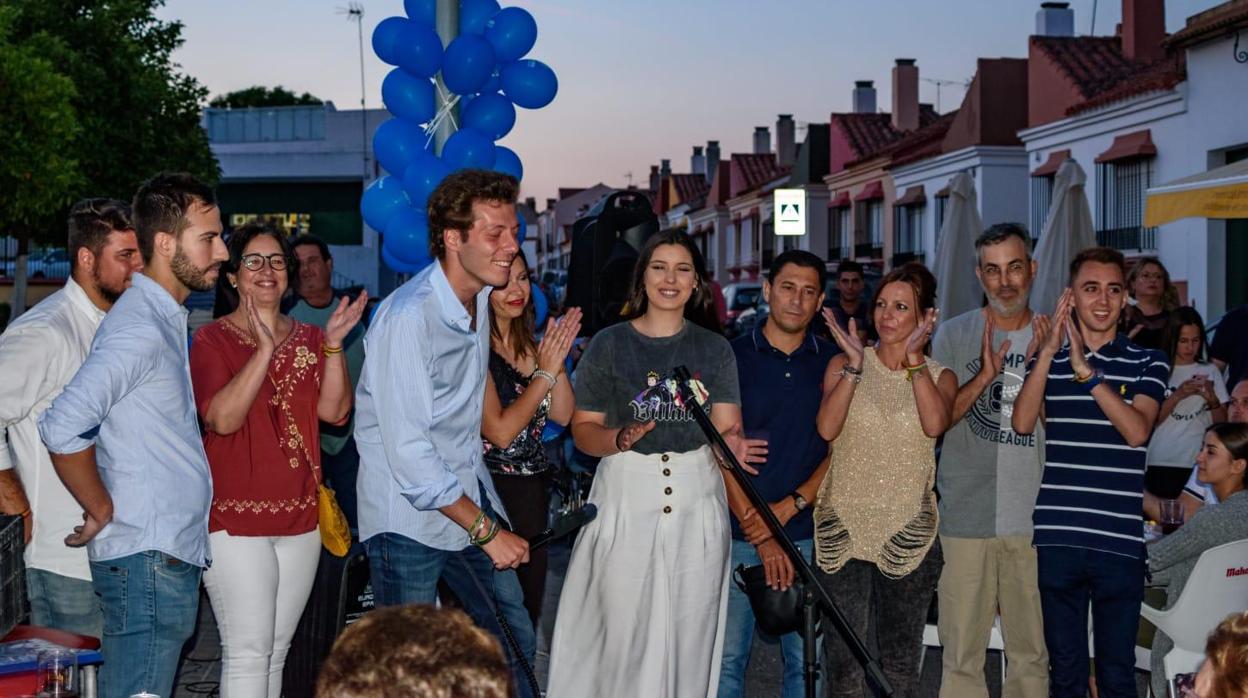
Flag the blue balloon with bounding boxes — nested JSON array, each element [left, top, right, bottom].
[[384, 208, 433, 265], [442, 34, 496, 95], [382, 69, 436, 123], [403, 0, 434, 25], [382, 246, 423, 274], [492, 145, 523, 181], [441, 128, 496, 170], [401, 152, 452, 210], [501, 59, 558, 109], [372, 17, 409, 66], [373, 118, 428, 176], [532, 284, 548, 327], [462, 92, 516, 140], [360, 176, 410, 232], [479, 66, 503, 94], [395, 21, 444, 79], [485, 7, 538, 62], [459, 0, 500, 35]]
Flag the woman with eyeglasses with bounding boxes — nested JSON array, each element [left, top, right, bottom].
[[1122, 256, 1179, 351], [190, 221, 367, 696]]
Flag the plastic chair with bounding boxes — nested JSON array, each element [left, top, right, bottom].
[[1140, 538, 1248, 696]]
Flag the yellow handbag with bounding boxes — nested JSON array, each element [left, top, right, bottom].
[[317, 483, 351, 557]]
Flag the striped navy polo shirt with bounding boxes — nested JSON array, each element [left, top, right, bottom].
[[1031, 334, 1169, 559]]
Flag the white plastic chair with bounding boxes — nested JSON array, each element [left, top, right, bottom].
[[1140, 538, 1248, 695]]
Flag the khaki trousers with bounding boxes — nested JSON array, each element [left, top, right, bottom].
[[936, 535, 1049, 698]]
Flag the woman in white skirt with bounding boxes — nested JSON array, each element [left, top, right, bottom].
[[547, 229, 760, 697]]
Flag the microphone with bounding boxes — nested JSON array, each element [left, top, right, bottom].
[[529, 503, 598, 550]]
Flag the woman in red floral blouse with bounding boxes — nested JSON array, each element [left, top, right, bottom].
[[190, 221, 366, 697]]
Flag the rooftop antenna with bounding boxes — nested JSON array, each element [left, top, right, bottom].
[[921, 77, 972, 113], [339, 2, 369, 182]]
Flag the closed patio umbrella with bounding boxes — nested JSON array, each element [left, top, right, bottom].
[[1030, 159, 1096, 315], [932, 171, 983, 319]]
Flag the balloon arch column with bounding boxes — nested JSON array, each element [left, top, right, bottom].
[[360, 0, 557, 279]]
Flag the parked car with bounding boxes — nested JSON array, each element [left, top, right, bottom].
[[722, 282, 763, 336], [732, 299, 769, 337]]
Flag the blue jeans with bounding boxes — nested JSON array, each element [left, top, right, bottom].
[[364, 532, 537, 698], [1037, 546, 1144, 698], [90, 551, 202, 698], [26, 568, 103, 638], [718, 537, 820, 698]]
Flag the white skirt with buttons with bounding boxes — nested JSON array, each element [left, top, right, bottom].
[[546, 445, 731, 698]]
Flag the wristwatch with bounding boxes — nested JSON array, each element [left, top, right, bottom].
[[790, 492, 809, 512]]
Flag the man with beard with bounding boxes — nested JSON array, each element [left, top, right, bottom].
[[1013, 247, 1168, 698], [718, 250, 834, 697], [930, 223, 1048, 697], [354, 170, 537, 695], [0, 199, 142, 637], [39, 173, 228, 698]]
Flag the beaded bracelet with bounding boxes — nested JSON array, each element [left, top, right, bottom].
[[904, 362, 928, 382], [472, 518, 501, 546], [532, 369, 557, 389]]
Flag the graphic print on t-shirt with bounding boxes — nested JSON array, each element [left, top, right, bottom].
[[963, 350, 1037, 448], [630, 369, 710, 422]]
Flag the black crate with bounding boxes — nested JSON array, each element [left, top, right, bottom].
[[0, 514, 29, 637]]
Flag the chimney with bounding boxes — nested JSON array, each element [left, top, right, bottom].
[[524, 196, 536, 211], [852, 80, 877, 114], [891, 59, 919, 131], [649, 165, 660, 193], [753, 127, 770, 155], [1035, 2, 1074, 37], [660, 159, 672, 178], [691, 146, 706, 179], [1122, 0, 1165, 62], [706, 141, 721, 183], [545, 197, 556, 211], [776, 115, 796, 167]]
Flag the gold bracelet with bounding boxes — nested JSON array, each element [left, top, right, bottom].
[[322, 343, 344, 357], [904, 362, 927, 382]]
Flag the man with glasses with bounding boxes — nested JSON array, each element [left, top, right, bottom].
[[930, 223, 1049, 697]]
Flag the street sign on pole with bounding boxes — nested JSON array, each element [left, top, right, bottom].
[[774, 188, 806, 235]]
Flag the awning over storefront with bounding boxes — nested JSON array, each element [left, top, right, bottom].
[[853, 180, 884, 202], [1095, 130, 1156, 164], [1145, 159, 1248, 227], [827, 191, 851, 208], [1031, 149, 1071, 177], [894, 185, 926, 207]]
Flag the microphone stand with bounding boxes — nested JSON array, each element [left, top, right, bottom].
[[671, 365, 893, 698]]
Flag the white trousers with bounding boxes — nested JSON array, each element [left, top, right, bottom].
[[202, 528, 321, 698]]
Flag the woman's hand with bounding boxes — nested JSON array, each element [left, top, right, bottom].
[[720, 424, 765, 476], [822, 309, 864, 369], [537, 307, 582, 376], [615, 420, 655, 452], [325, 290, 369, 348], [905, 307, 939, 365], [244, 295, 275, 355]]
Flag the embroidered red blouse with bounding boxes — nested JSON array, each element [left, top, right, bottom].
[[190, 317, 323, 535]]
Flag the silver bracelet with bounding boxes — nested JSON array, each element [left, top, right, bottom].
[[840, 366, 862, 384], [532, 369, 557, 389]]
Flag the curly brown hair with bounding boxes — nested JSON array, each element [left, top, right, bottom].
[[315, 605, 510, 698], [426, 169, 519, 261], [1202, 610, 1248, 697]]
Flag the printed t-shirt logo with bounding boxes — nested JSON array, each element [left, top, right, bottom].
[[630, 370, 709, 422]]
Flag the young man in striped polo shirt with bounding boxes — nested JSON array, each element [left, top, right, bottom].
[[1012, 247, 1168, 697]]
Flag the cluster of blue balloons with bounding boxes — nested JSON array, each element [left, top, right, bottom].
[[360, 0, 558, 274]]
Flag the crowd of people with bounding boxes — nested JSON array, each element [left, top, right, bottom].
[[1, 169, 1248, 698]]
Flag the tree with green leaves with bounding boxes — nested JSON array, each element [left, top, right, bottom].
[[2, 0, 220, 313], [0, 6, 81, 314], [210, 85, 322, 109]]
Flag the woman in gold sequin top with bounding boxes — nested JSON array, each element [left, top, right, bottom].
[[812, 262, 956, 697]]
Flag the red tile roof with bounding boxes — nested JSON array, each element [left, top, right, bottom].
[[1166, 0, 1248, 50], [882, 110, 960, 169], [832, 105, 941, 164], [670, 173, 710, 206], [728, 153, 791, 199], [1030, 35, 1185, 116]]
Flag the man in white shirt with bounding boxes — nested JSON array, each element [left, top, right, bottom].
[[0, 199, 142, 636]]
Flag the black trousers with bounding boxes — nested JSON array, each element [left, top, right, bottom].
[[492, 470, 551, 625]]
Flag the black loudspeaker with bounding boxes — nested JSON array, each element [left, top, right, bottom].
[[565, 190, 660, 336], [283, 546, 374, 697]]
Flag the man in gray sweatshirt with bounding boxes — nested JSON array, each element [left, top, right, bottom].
[[931, 223, 1048, 698]]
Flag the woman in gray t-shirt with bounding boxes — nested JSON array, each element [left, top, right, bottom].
[[546, 230, 747, 698]]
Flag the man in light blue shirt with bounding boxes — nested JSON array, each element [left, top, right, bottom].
[[38, 173, 228, 698], [355, 169, 536, 695]]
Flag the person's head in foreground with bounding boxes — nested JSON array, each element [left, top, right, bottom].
[[316, 605, 510, 698], [1192, 610, 1248, 697]]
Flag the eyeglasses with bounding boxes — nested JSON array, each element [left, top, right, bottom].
[[240, 253, 290, 272]]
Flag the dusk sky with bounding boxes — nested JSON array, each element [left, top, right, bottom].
[[158, 0, 1220, 205]]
